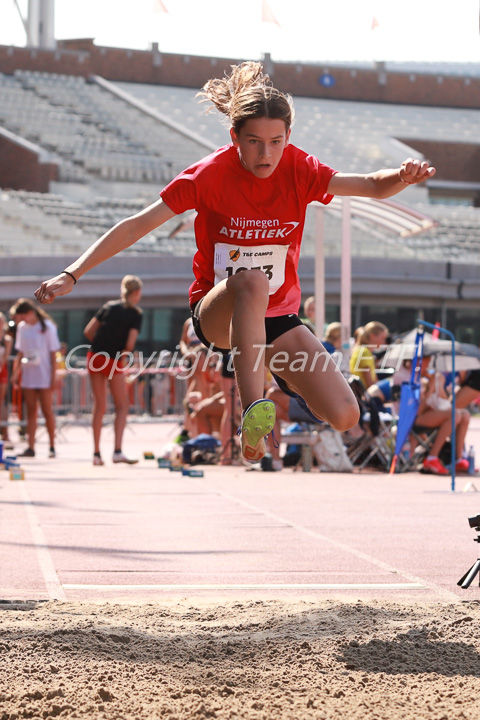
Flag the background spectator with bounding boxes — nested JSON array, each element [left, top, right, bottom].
[[350, 321, 389, 389], [0, 312, 13, 449], [10, 298, 60, 458], [84, 275, 143, 466]]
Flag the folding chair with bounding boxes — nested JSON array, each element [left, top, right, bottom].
[[344, 376, 394, 470], [396, 425, 439, 472], [279, 397, 327, 472]]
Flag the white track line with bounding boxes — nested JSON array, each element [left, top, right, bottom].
[[195, 482, 459, 602], [15, 474, 457, 601], [18, 483, 66, 601], [64, 583, 425, 591]]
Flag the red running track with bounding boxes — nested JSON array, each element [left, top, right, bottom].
[[1, 417, 480, 604]]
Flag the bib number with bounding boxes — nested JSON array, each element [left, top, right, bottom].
[[214, 243, 288, 295]]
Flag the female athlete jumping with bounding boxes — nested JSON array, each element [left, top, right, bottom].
[[35, 62, 435, 463]]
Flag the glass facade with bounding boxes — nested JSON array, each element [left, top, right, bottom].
[[357, 306, 442, 339], [48, 306, 192, 358], [47, 303, 480, 359], [446, 309, 480, 345]]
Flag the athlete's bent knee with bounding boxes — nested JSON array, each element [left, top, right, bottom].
[[229, 268, 269, 298], [328, 400, 360, 433]]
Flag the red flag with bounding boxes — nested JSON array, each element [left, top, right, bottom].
[[262, 0, 280, 27], [371, 15, 380, 30], [153, 0, 168, 13]]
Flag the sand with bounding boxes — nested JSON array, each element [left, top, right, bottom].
[[1, 597, 480, 720]]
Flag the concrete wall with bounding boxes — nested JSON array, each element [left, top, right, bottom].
[[0, 41, 478, 109], [0, 130, 58, 192]]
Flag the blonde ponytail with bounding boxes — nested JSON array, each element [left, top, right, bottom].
[[121, 275, 143, 306]]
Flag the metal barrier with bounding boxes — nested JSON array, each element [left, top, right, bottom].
[[1, 367, 188, 433], [59, 367, 187, 419]]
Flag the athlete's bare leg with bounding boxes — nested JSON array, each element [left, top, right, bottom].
[[197, 270, 269, 410], [37, 388, 56, 449], [89, 372, 107, 455], [22, 388, 38, 451], [265, 325, 359, 432], [109, 373, 130, 453]]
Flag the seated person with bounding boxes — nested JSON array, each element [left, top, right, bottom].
[[301, 296, 316, 334], [188, 351, 223, 437], [219, 353, 242, 465], [455, 369, 480, 410], [366, 377, 395, 409], [265, 383, 322, 470], [417, 368, 470, 475], [181, 346, 220, 439], [322, 322, 343, 354], [179, 316, 201, 355], [350, 321, 389, 389], [394, 356, 470, 475]]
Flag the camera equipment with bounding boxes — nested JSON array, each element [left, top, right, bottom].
[[468, 514, 480, 529], [457, 515, 480, 589]]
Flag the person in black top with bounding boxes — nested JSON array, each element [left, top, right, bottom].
[[84, 275, 143, 466]]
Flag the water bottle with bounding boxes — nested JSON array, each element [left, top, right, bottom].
[[402, 441, 411, 461], [468, 445, 476, 476]]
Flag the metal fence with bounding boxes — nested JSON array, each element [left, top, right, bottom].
[[1, 367, 188, 433], [61, 368, 187, 419]]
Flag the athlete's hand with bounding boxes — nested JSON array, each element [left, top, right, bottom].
[[399, 158, 436, 185], [34, 273, 75, 304]]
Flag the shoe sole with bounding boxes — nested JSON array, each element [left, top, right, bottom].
[[113, 459, 139, 464], [241, 400, 276, 463]]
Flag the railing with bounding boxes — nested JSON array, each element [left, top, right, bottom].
[[0, 366, 188, 433]]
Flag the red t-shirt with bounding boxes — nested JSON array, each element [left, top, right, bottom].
[[160, 143, 336, 316]]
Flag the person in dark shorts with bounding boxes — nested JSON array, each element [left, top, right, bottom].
[[10, 299, 60, 459], [84, 275, 143, 466], [455, 369, 480, 409]]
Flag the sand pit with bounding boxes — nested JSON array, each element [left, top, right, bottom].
[[1, 598, 480, 719]]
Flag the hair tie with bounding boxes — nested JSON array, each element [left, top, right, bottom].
[[62, 270, 77, 285]]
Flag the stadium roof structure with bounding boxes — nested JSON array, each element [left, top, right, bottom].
[[326, 196, 438, 238], [312, 196, 438, 340]]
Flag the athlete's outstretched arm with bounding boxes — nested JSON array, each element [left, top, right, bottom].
[[34, 198, 176, 304], [328, 157, 436, 200]]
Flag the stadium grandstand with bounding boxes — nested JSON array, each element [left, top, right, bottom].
[[1, 31, 480, 353]]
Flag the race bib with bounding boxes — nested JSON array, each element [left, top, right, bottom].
[[214, 243, 289, 295]]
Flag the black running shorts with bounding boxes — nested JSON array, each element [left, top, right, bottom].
[[191, 297, 304, 355]]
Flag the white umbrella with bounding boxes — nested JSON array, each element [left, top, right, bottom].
[[382, 329, 480, 372], [430, 354, 480, 373]]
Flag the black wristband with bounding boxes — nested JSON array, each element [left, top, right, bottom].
[[62, 270, 77, 285]]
